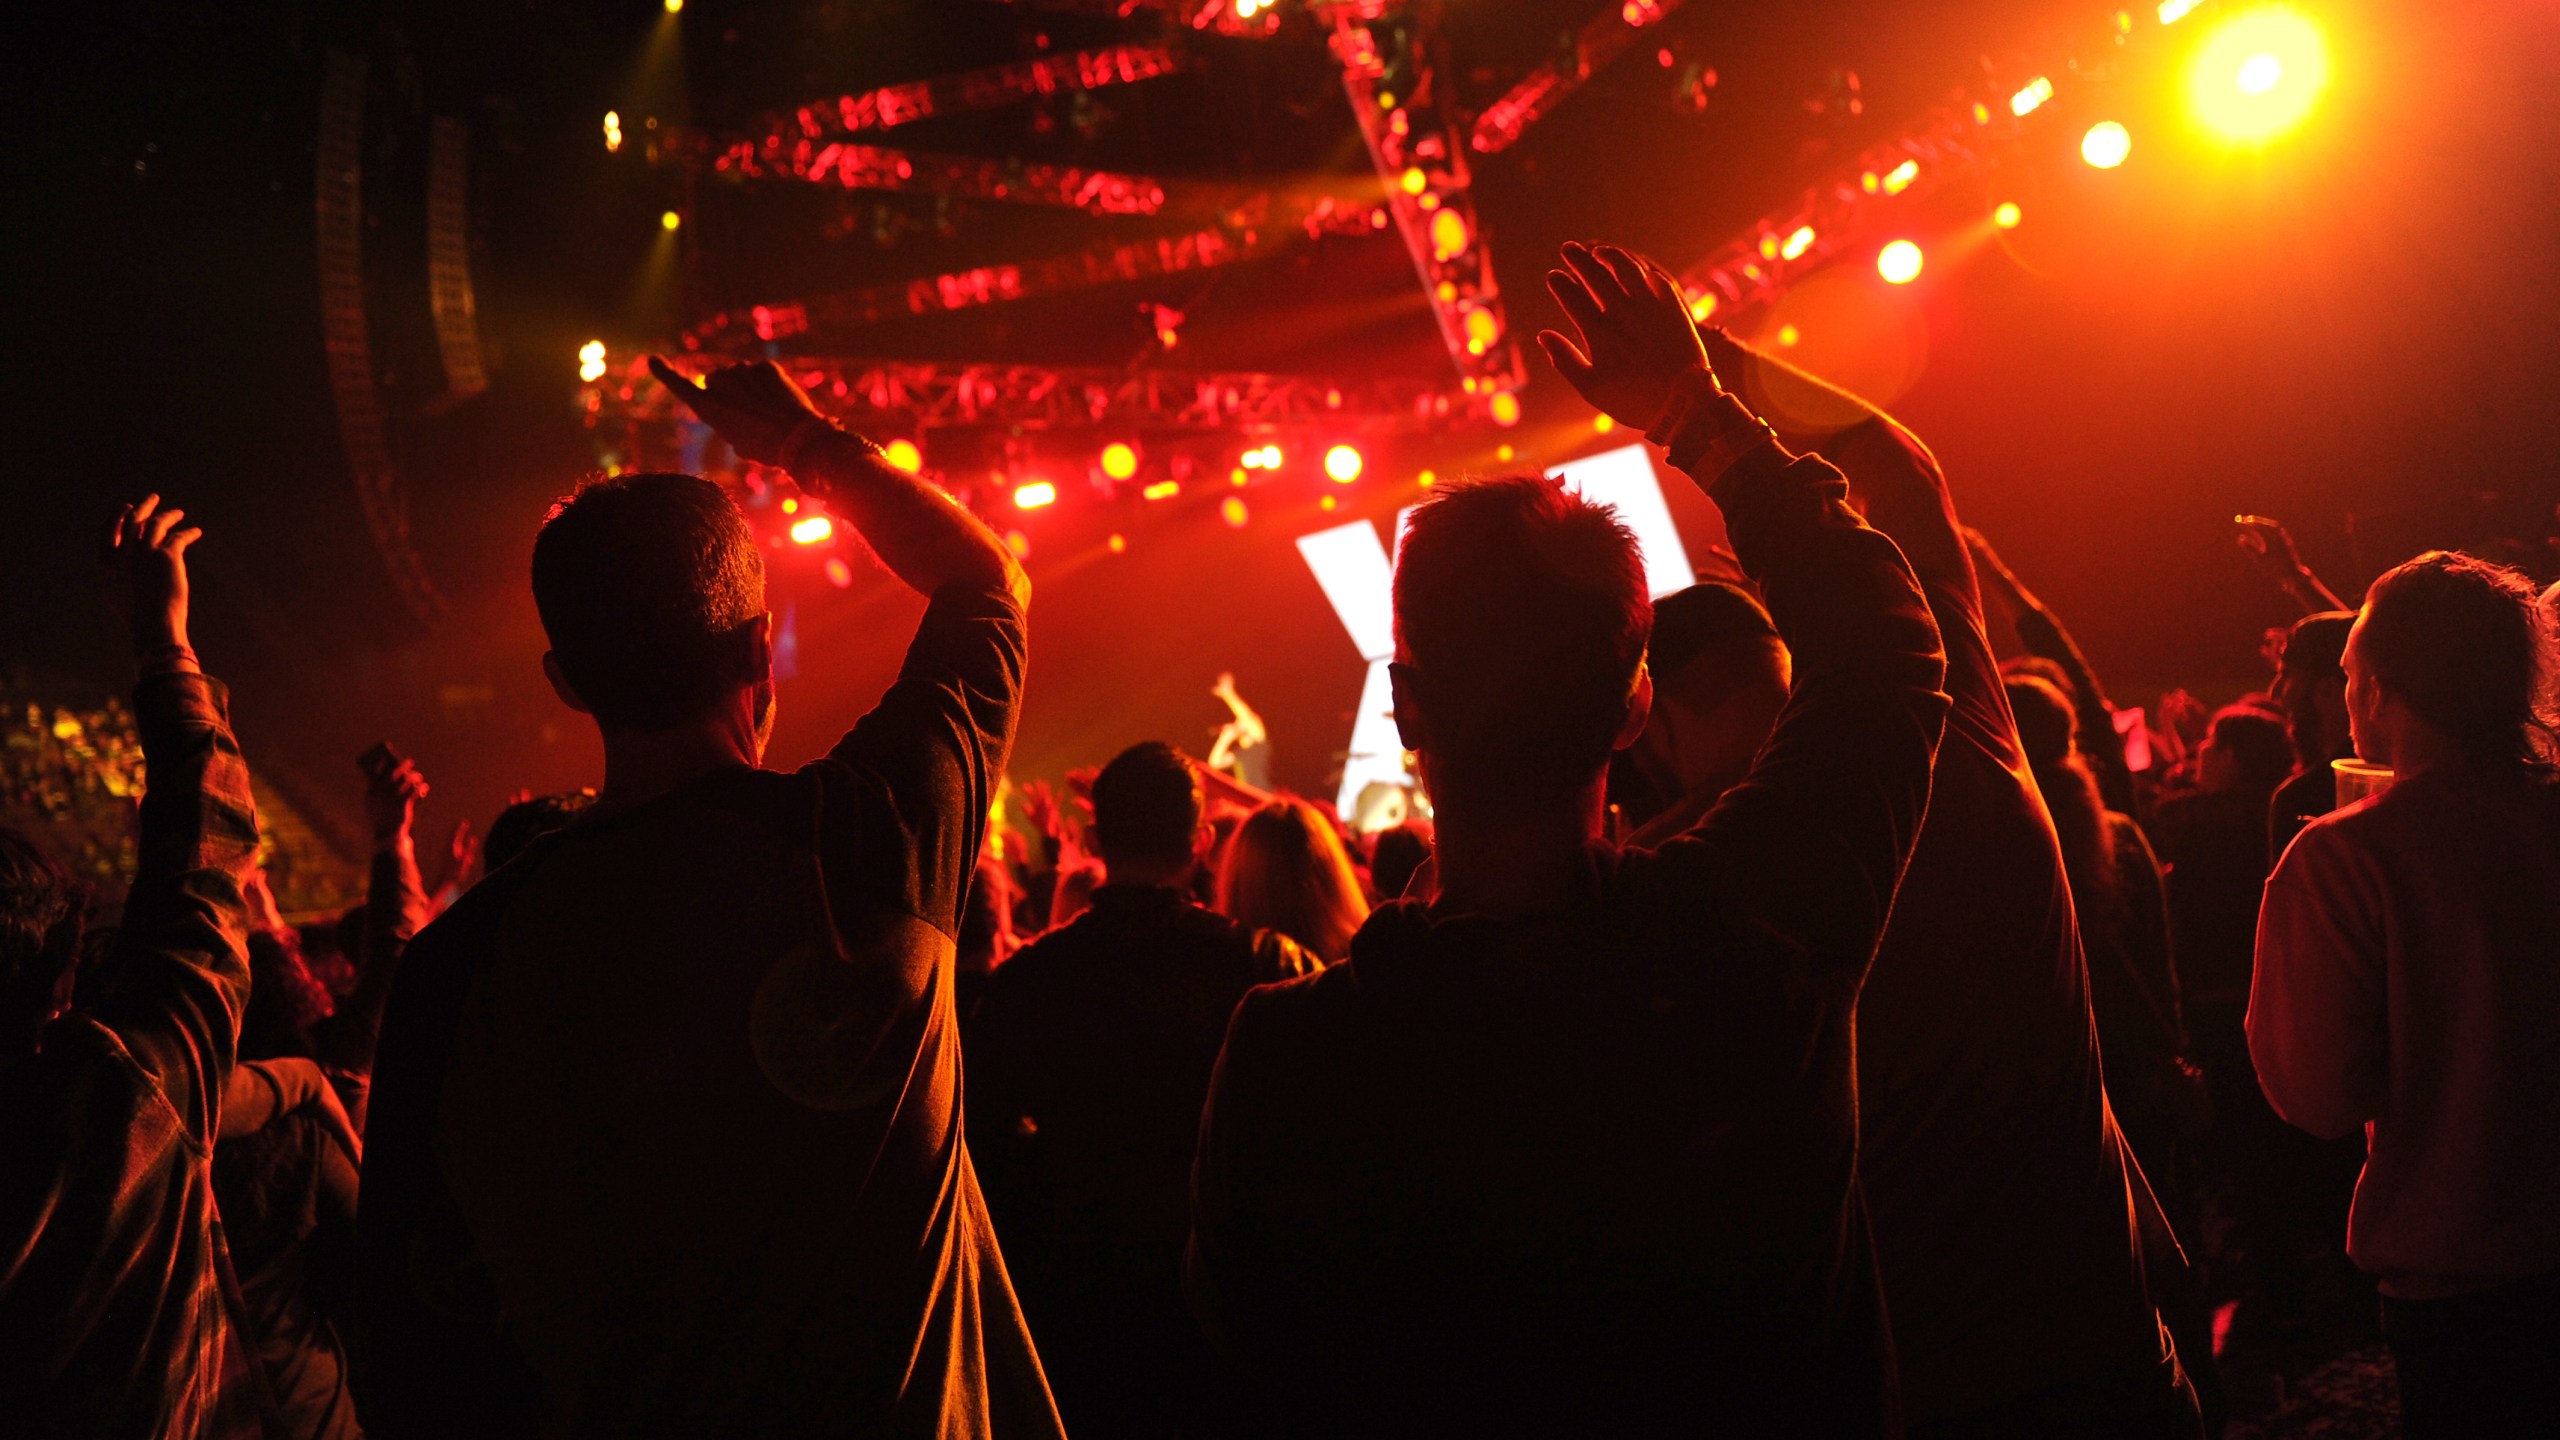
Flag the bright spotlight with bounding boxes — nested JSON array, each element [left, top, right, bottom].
[[881, 438, 923, 473], [1325, 444, 1364, 483], [1099, 442, 1139, 480], [577, 340, 608, 383], [1221, 495, 1250, 528], [2081, 120, 2133, 169], [660, 210, 682, 231], [1487, 390, 1523, 427], [2011, 76, 2054, 117], [2190, 6, 2330, 144], [1429, 208, 1470, 262], [1880, 158, 1920, 195], [1142, 479, 1181, 501], [1462, 306, 1502, 356], [789, 515, 833, 545], [1780, 225, 1816, 261], [1877, 240, 1924, 284], [603, 112, 623, 153], [1993, 201, 2024, 229], [1688, 292, 1719, 322], [1013, 480, 1058, 510], [2158, 0, 2203, 22], [663, 0, 683, 13]]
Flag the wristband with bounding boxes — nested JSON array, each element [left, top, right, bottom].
[[1644, 366, 1727, 449], [1660, 388, 1779, 483]]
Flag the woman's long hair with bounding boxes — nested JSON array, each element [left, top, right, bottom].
[[2358, 550, 2560, 770], [2006, 676, 2121, 930], [1216, 797, 1372, 963]]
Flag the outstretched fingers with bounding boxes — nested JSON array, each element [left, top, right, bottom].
[[1535, 330, 1596, 387], [647, 355, 709, 406]]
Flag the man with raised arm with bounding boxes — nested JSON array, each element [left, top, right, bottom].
[[1650, 325, 2200, 1434], [1185, 244, 1948, 1435], [360, 361, 1061, 1438], [3, 498, 267, 1437]]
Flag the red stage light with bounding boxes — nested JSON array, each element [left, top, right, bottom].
[[1780, 225, 1817, 261], [1877, 240, 1924, 284], [1488, 391, 1523, 427], [1325, 445, 1364, 483], [882, 439, 923, 473], [1099, 442, 1139, 481], [1013, 480, 1058, 510], [1430, 209, 1470, 262], [789, 515, 834, 544]]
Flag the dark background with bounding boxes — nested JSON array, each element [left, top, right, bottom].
[[11, 0, 2559, 852]]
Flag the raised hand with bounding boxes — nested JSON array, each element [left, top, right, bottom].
[[648, 356, 831, 468], [359, 743, 430, 848], [2233, 515, 2303, 569], [1536, 242, 1713, 428], [105, 494, 202, 656]]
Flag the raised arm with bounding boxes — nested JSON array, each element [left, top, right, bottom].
[[1540, 243, 1949, 978], [1967, 526, 2136, 810], [308, 745, 433, 1126], [91, 496, 261, 1143], [649, 357, 1026, 607], [2236, 515, 2351, 616]]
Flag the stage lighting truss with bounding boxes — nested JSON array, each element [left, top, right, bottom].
[[1676, 0, 2226, 326], [1468, 0, 1687, 157], [1319, 1, 1525, 397]]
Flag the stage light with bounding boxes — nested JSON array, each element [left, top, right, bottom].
[[1462, 306, 1502, 356], [1776, 323, 1801, 347], [603, 112, 623, 153], [660, 210, 681, 231], [1400, 166, 1428, 195], [1143, 479, 1181, 501], [1013, 480, 1058, 510], [882, 438, 923, 473], [1593, 414, 1616, 434], [2082, 120, 2132, 168], [1488, 391, 1523, 427], [2159, 0, 2203, 22], [1993, 200, 2024, 229], [2011, 76, 2053, 117], [1325, 445, 1364, 483], [1099, 441, 1139, 480], [1688, 292, 1718, 322], [1880, 158, 1919, 195], [1005, 530, 1031, 558], [1242, 444, 1283, 470], [578, 340, 608, 383], [664, 0, 682, 12], [1222, 496, 1250, 528], [1430, 208, 1470, 263], [824, 557, 854, 588], [1781, 225, 1816, 261], [790, 515, 833, 544], [2190, 6, 2329, 144], [780, 497, 798, 514], [1320, 494, 1338, 512], [1107, 533, 1128, 554], [1877, 240, 1924, 284], [1495, 444, 1515, 462], [1417, 469, 1437, 487]]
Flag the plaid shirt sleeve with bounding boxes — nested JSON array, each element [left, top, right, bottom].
[[91, 671, 262, 1144]]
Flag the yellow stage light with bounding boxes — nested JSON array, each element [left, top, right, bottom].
[[2190, 6, 2330, 145], [1877, 240, 1923, 285], [2082, 120, 2133, 169]]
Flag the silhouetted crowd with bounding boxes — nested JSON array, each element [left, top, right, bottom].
[[7, 244, 2558, 1439]]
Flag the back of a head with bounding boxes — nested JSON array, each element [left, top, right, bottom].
[[1367, 822, 1433, 904], [0, 827, 87, 1050], [1217, 798, 1370, 961], [2281, 611, 2356, 681], [2359, 550, 2558, 769], [484, 789, 601, 874], [2004, 674, 2079, 772], [2208, 704, 2296, 793], [1392, 474, 1650, 796], [532, 473, 766, 732], [1090, 742, 1203, 872], [1648, 582, 1780, 689]]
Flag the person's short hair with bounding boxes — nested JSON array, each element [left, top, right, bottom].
[[1366, 821, 1433, 904], [532, 473, 767, 731], [484, 789, 600, 875], [2209, 703, 2295, 791], [2280, 611, 2357, 679], [1647, 581, 1780, 684], [1392, 474, 1651, 794], [2359, 551, 2559, 767], [0, 827, 87, 1039], [1089, 742, 1202, 869], [2004, 675, 2079, 770]]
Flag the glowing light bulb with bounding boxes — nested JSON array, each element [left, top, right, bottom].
[[603, 111, 623, 153], [1099, 442, 1139, 481], [1993, 201, 2023, 229], [882, 439, 923, 473], [1487, 391, 1522, 427], [1400, 166, 1428, 195], [1142, 480, 1181, 501], [663, 0, 682, 13], [1877, 239, 1924, 284], [2011, 76, 2054, 117], [1430, 208, 1470, 262], [1881, 159, 1920, 195], [789, 515, 833, 544], [2190, 7, 2329, 144], [577, 340, 608, 383], [2082, 120, 2132, 169], [1325, 445, 1364, 483], [1012, 480, 1058, 510], [660, 210, 681, 231]]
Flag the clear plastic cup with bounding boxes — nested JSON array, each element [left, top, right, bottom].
[[2332, 757, 2396, 808]]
